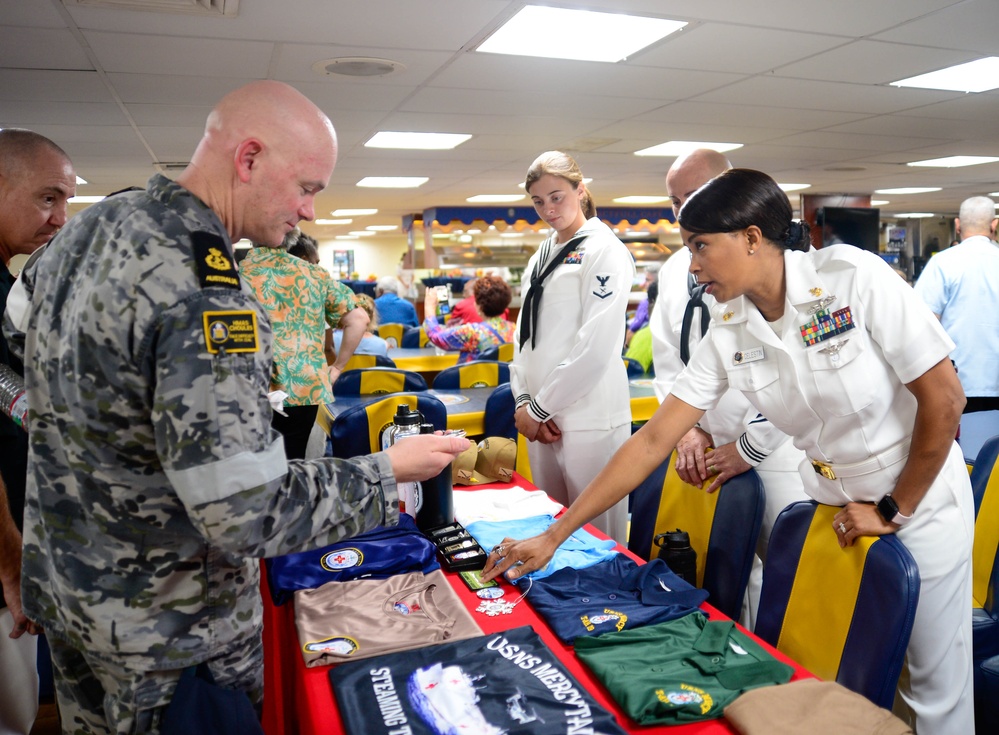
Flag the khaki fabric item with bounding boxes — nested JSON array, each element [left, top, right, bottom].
[[452, 437, 517, 485], [723, 679, 913, 735]]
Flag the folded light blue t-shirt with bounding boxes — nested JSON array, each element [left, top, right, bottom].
[[465, 514, 618, 580]]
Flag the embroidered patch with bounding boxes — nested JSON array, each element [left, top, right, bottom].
[[191, 231, 240, 290], [592, 273, 614, 299], [203, 310, 260, 353], [303, 637, 358, 656], [320, 548, 363, 571]]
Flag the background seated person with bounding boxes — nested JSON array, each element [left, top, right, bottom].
[[374, 275, 419, 327], [624, 280, 657, 373], [423, 275, 515, 362], [333, 293, 388, 358]]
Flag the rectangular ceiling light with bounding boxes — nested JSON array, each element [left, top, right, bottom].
[[907, 155, 999, 168], [874, 187, 941, 194], [891, 57, 999, 93], [75, 175, 88, 185], [635, 140, 743, 157], [477, 5, 686, 63], [365, 132, 472, 150], [314, 218, 352, 225], [68, 195, 104, 203], [332, 208, 377, 216], [613, 195, 670, 204], [892, 212, 936, 218], [366, 225, 398, 231], [466, 194, 525, 203], [357, 177, 428, 188], [778, 183, 811, 192]]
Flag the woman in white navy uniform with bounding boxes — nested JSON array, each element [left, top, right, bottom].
[[510, 151, 635, 543], [489, 169, 974, 734]]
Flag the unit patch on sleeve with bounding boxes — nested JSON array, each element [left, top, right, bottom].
[[203, 310, 260, 353], [191, 230, 240, 290]]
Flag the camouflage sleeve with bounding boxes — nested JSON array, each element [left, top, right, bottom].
[[151, 288, 398, 557]]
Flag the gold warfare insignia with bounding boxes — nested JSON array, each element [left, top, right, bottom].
[[722, 311, 734, 321], [192, 231, 240, 289], [203, 310, 260, 353], [809, 287, 823, 297]]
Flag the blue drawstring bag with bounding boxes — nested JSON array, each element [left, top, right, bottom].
[[160, 662, 264, 735]]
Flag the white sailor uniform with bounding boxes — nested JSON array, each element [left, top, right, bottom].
[[511, 217, 635, 543], [672, 244, 974, 734]]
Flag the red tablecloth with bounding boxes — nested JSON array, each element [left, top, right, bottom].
[[261, 477, 814, 735]]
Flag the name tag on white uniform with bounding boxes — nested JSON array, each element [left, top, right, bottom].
[[733, 346, 765, 365]]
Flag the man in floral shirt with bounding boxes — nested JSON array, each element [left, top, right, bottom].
[[242, 229, 368, 458]]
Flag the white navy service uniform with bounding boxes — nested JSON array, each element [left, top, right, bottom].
[[511, 217, 635, 543], [672, 244, 974, 734], [652, 247, 806, 630]]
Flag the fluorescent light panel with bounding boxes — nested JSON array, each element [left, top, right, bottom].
[[332, 208, 377, 216], [874, 187, 941, 195], [634, 140, 743, 157], [348, 230, 377, 237], [891, 57, 999, 93], [870, 200, 890, 206], [357, 177, 428, 188], [613, 195, 670, 204], [315, 218, 352, 226], [365, 132, 471, 150], [777, 183, 811, 192], [75, 175, 88, 185], [478, 5, 686, 63], [893, 212, 936, 218], [907, 155, 999, 168], [366, 225, 398, 231], [466, 194, 525, 203], [68, 195, 104, 203]]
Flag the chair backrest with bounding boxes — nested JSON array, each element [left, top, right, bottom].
[[376, 323, 406, 348], [329, 392, 447, 459], [755, 501, 919, 710], [482, 383, 532, 481], [623, 356, 645, 377], [401, 326, 429, 348], [342, 353, 396, 372], [433, 360, 511, 390], [972, 435, 999, 611], [480, 342, 515, 362], [626, 451, 765, 621], [332, 367, 428, 397]]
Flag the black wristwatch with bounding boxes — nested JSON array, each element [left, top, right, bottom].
[[876, 494, 912, 526]]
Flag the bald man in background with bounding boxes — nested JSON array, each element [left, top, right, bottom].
[[3, 81, 468, 733], [649, 149, 805, 630], [0, 128, 75, 735]]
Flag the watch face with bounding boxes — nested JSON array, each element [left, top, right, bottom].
[[877, 495, 899, 523]]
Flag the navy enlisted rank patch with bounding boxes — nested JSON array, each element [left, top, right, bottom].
[[592, 274, 614, 299], [203, 310, 260, 353], [191, 230, 240, 290]]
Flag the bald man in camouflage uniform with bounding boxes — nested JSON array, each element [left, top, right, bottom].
[[3, 81, 467, 734]]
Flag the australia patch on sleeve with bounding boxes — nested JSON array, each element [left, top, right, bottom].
[[203, 310, 259, 354], [191, 230, 240, 290]]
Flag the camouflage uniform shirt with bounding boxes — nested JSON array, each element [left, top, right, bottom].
[[3, 174, 398, 671]]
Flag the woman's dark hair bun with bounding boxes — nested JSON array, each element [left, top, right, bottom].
[[783, 220, 811, 252]]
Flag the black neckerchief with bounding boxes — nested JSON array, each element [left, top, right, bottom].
[[680, 273, 711, 365], [519, 233, 587, 351]]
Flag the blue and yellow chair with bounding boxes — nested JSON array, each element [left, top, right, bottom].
[[970, 435, 999, 730], [332, 367, 428, 397], [375, 323, 406, 348], [328, 392, 447, 459], [755, 500, 919, 709], [626, 451, 765, 621], [432, 360, 510, 390], [401, 326, 430, 348], [482, 382, 532, 482], [623, 356, 646, 378], [341, 353, 396, 372], [479, 342, 514, 362]]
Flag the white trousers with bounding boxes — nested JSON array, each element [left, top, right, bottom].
[[740, 439, 809, 632], [893, 441, 975, 735], [0, 608, 38, 735], [526, 423, 631, 545]]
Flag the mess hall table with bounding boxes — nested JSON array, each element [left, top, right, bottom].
[[260, 476, 814, 735], [387, 347, 460, 374]]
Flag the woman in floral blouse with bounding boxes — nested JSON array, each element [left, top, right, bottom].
[[423, 275, 515, 363]]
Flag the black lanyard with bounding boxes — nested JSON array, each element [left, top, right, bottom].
[[680, 274, 711, 365], [518, 234, 587, 351]]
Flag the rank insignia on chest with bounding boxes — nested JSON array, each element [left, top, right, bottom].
[[203, 310, 260, 353], [800, 305, 855, 347]]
